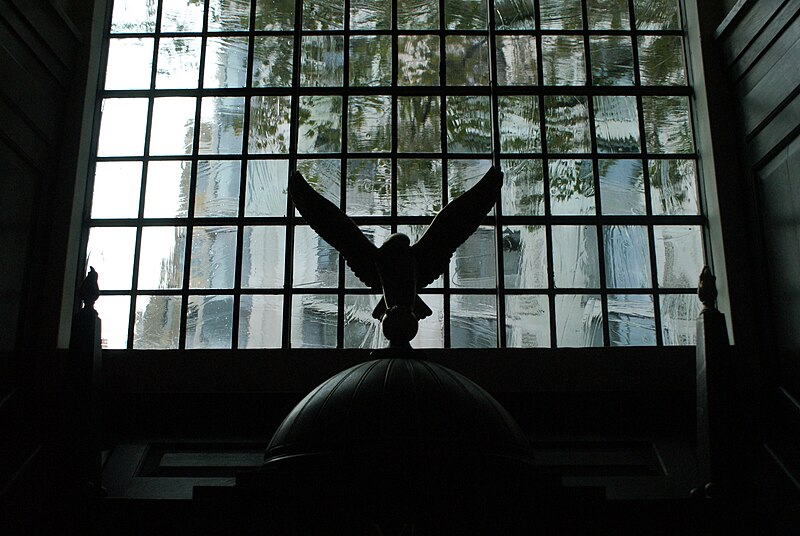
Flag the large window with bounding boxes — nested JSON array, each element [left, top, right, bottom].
[[85, 0, 704, 350]]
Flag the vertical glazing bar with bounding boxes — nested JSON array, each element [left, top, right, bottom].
[[439, 0, 451, 348]]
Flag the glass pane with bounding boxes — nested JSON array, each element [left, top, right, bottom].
[[239, 295, 283, 348], [446, 96, 492, 153], [446, 36, 489, 86], [448, 159, 492, 209], [451, 294, 497, 348], [86, 227, 136, 290], [97, 98, 148, 157], [541, 36, 586, 86], [649, 159, 699, 215], [549, 159, 595, 215], [638, 35, 686, 86], [189, 226, 237, 289], [499, 95, 540, 153], [539, 0, 582, 29], [300, 36, 344, 87], [208, 0, 250, 31], [411, 294, 444, 348], [105, 38, 153, 90], [156, 37, 202, 89], [350, 0, 391, 29], [346, 159, 392, 216], [296, 159, 341, 208], [161, 0, 205, 32], [95, 296, 131, 349], [291, 294, 338, 348], [397, 225, 443, 288], [501, 158, 544, 216], [133, 295, 182, 349], [255, 0, 295, 30], [91, 161, 142, 219], [344, 294, 385, 349], [634, 0, 681, 30], [186, 295, 233, 349], [137, 226, 187, 289], [608, 294, 656, 346], [348, 95, 392, 153], [590, 36, 634, 86], [544, 95, 590, 153], [660, 293, 699, 346], [450, 227, 496, 288], [555, 294, 603, 347], [494, 0, 535, 29], [144, 160, 191, 218], [642, 96, 694, 153], [249, 95, 292, 154], [505, 295, 550, 347], [150, 97, 196, 156], [345, 226, 391, 288], [496, 36, 537, 86], [200, 97, 245, 154], [503, 225, 547, 289], [604, 225, 651, 288], [397, 159, 442, 216], [253, 36, 294, 87], [350, 35, 392, 87], [587, 0, 631, 30], [241, 226, 286, 287], [245, 159, 288, 216], [398, 0, 439, 29], [599, 159, 645, 215], [398, 96, 441, 153], [293, 226, 339, 288], [111, 0, 157, 33], [446, 0, 487, 30], [552, 225, 600, 288], [298, 96, 342, 153], [593, 95, 640, 154], [195, 160, 241, 217], [398, 35, 440, 86], [302, 0, 344, 29], [654, 225, 703, 288]]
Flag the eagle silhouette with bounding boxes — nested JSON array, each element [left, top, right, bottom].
[[289, 166, 502, 346]]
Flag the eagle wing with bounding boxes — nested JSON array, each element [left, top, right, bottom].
[[288, 171, 380, 289], [411, 166, 503, 289]]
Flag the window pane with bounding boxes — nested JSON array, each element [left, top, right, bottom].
[[199, 97, 245, 154], [348, 96, 392, 153], [608, 294, 656, 346], [255, 0, 295, 30], [350, 35, 392, 87], [503, 225, 547, 289], [549, 159, 595, 215], [195, 160, 241, 217], [496, 36, 537, 86], [451, 294, 497, 348], [634, 0, 681, 30], [660, 293, 699, 346], [446, 0, 487, 30], [208, 0, 251, 31], [97, 98, 149, 157], [186, 295, 234, 349], [245, 159, 288, 216], [111, 0, 157, 33], [603, 225, 651, 288], [150, 97, 197, 156], [293, 226, 339, 288], [161, 0, 205, 32], [649, 159, 699, 215], [542, 36, 586, 86], [654, 225, 703, 288], [95, 296, 131, 349], [590, 36, 634, 86], [350, 0, 391, 29], [398, 159, 443, 216], [501, 159, 544, 216], [398, 35, 440, 86], [398, 0, 439, 29], [411, 294, 444, 348], [144, 161, 191, 218], [638, 35, 686, 86], [448, 159, 493, 209], [253, 36, 294, 87], [249, 96, 292, 154], [91, 161, 142, 219], [156, 37, 202, 89], [189, 226, 238, 289], [138, 226, 187, 289], [398, 96, 441, 153], [86, 227, 137, 290], [552, 225, 600, 288], [301, 36, 344, 87], [134, 295, 182, 349], [346, 159, 392, 216], [587, 0, 631, 30], [105, 38, 153, 90], [642, 96, 694, 153], [446, 36, 489, 86], [344, 294, 385, 349], [291, 294, 338, 348], [446, 96, 492, 153], [499, 95, 540, 153], [241, 226, 286, 288], [494, 0, 536, 29], [599, 159, 645, 215], [302, 0, 344, 30], [506, 295, 550, 347], [296, 159, 341, 207], [555, 294, 603, 347], [593, 96, 640, 154], [239, 295, 283, 348], [345, 226, 391, 288], [298, 96, 342, 153], [544, 95, 591, 153], [539, 0, 582, 29], [450, 226, 496, 288]]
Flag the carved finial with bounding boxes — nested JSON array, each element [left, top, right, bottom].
[[698, 266, 717, 310], [79, 266, 100, 309]]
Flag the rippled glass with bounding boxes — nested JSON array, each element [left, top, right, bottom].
[[344, 294, 385, 349], [255, 0, 295, 30], [398, 36, 440, 86], [111, 0, 156, 33], [138, 226, 186, 289], [253, 37, 293, 87], [544, 96, 591, 153], [296, 159, 341, 208], [506, 295, 550, 347], [303, 0, 344, 29], [590, 36, 634, 85], [245, 159, 288, 216], [494, 0, 535, 29], [446, 0, 487, 29], [204, 37, 249, 88], [449, 160, 492, 209], [496, 36, 537, 86], [654, 225, 703, 288], [411, 294, 444, 348], [499, 95, 540, 153], [350, 0, 391, 29], [293, 226, 339, 288], [608, 294, 656, 346], [398, 0, 439, 29], [451, 294, 497, 348], [446, 36, 489, 86], [91, 161, 142, 219], [539, 0, 582, 29], [446, 96, 492, 153], [604, 225, 651, 288], [161, 0, 205, 32], [298, 96, 342, 153], [200, 97, 245, 154], [346, 159, 392, 216], [301, 36, 344, 87], [638, 35, 686, 86], [397, 160, 442, 216], [451, 227, 496, 289], [642, 96, 694, 153], [241, 226, 286, 287], [86, 227, 136, 290], [350, 35, 392, 87], [348, 96, 391, 153], [156, 37, 201, 89], [501, 159, 544, 216], [549, 159, 595, 215], [195, 160, 241, 217], [98, 98, 148, 157], [503, 225, 547, 289], [150, 97, 196, 156], [587, 0, 630, 30], [634, 0, 681, 30], [144, 161, 191, 218], [134, 295, 182, 349], [542, 36, 585, 86], [238, 295, 283, 348], [555, 294, 603, 347], [398, 96, 441, 153], [186, 295, 234, 349], [649, 159, 699, 215], [599, 159, 645, 215], [552, 225, 600, 288], [208, 0, 250, 31], [95, 296, 131, 349], [249, 96, 292, 154], [106, 38, 153, 90], [189, 226, 237, 288], [291, 294, 338, 348], [594, 96, 640, 153], [660, 293, 699, 345]]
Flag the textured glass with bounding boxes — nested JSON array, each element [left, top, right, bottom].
[[446, 36, 489, 86], [144, 161, 191, 218], [97, 98, 148, 157], [451, 227, 496, 288], [350, 0, 391, 29], [241, 226, 286, 287], [649, 159, 699, 215], [195, 160, 241, 217], [137, 226, 186, 289], [346, 159, 392, 216], [94, 296, 131, 349], [253, 36, 294, 87], [549, 159, 595, 215], [200, 97, 245, 154], [446, 0, 487, 30], [293, 226, 339, 288], [291, 294, 338, 348], [111, 0, 156, 33], [105, 38, 153, 90], [350, 36, 392, 87], [345, 226, 391, 288], [446, 96, 492, 153], [397, 226, 443, 288], [501, 159, 544, 216], [542, 36, 585, 86], [411, 294, 444, 348], [587, 0, 631, 30], [398, 159, 442, 216], [544, 96, 591, 153], [296, 159, 341, 207], [204, 37, 249, 88], [398, 96, 441, 153], [348, 96, 392, 153], [499, 95, 540, 153], [91, 161, 141, 219], [449, 160, 492, 209], [634, 0, 681, 30], [539, 0, 582, 29], [494, 0, 535, 29], [638, 35, 686, 86], [301, 36, 344, 87], [506, 295, 550, 347], [398, 36, 440, 86], [398, 0, 439, 29], [660, 294, 699, 346], [503, 225, 547, 289], [599, 159, 646, 215], [593, 96, 640, 154], [555, 294, 603, 347], [344, 294, 385, 349], [156, 37, 201, 89], [134, 295, 182, 349], [298, 96, 342, 153], [255, 0, 295, 30], [608, 294, 656, 346], [552, 225, 600, 288], [186, 295, 234, 349], [303, 0, 344, 29], [86, 227, 136, 290], [238, 295, 283, 348], [643, 96, 694, 153], [245, 159, 288, 216], [451, 294, 497, 348], [654, 225, 703, 288], [604, 225, 651, 288], [189, 226, 237, 289], [249, 95, 292, 154], [161, 0, 205, 32], [208, 0, 250, 31], [590, 36, 634, 85], [150, 97, 196, 156], [496, 36, 537, 86]]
